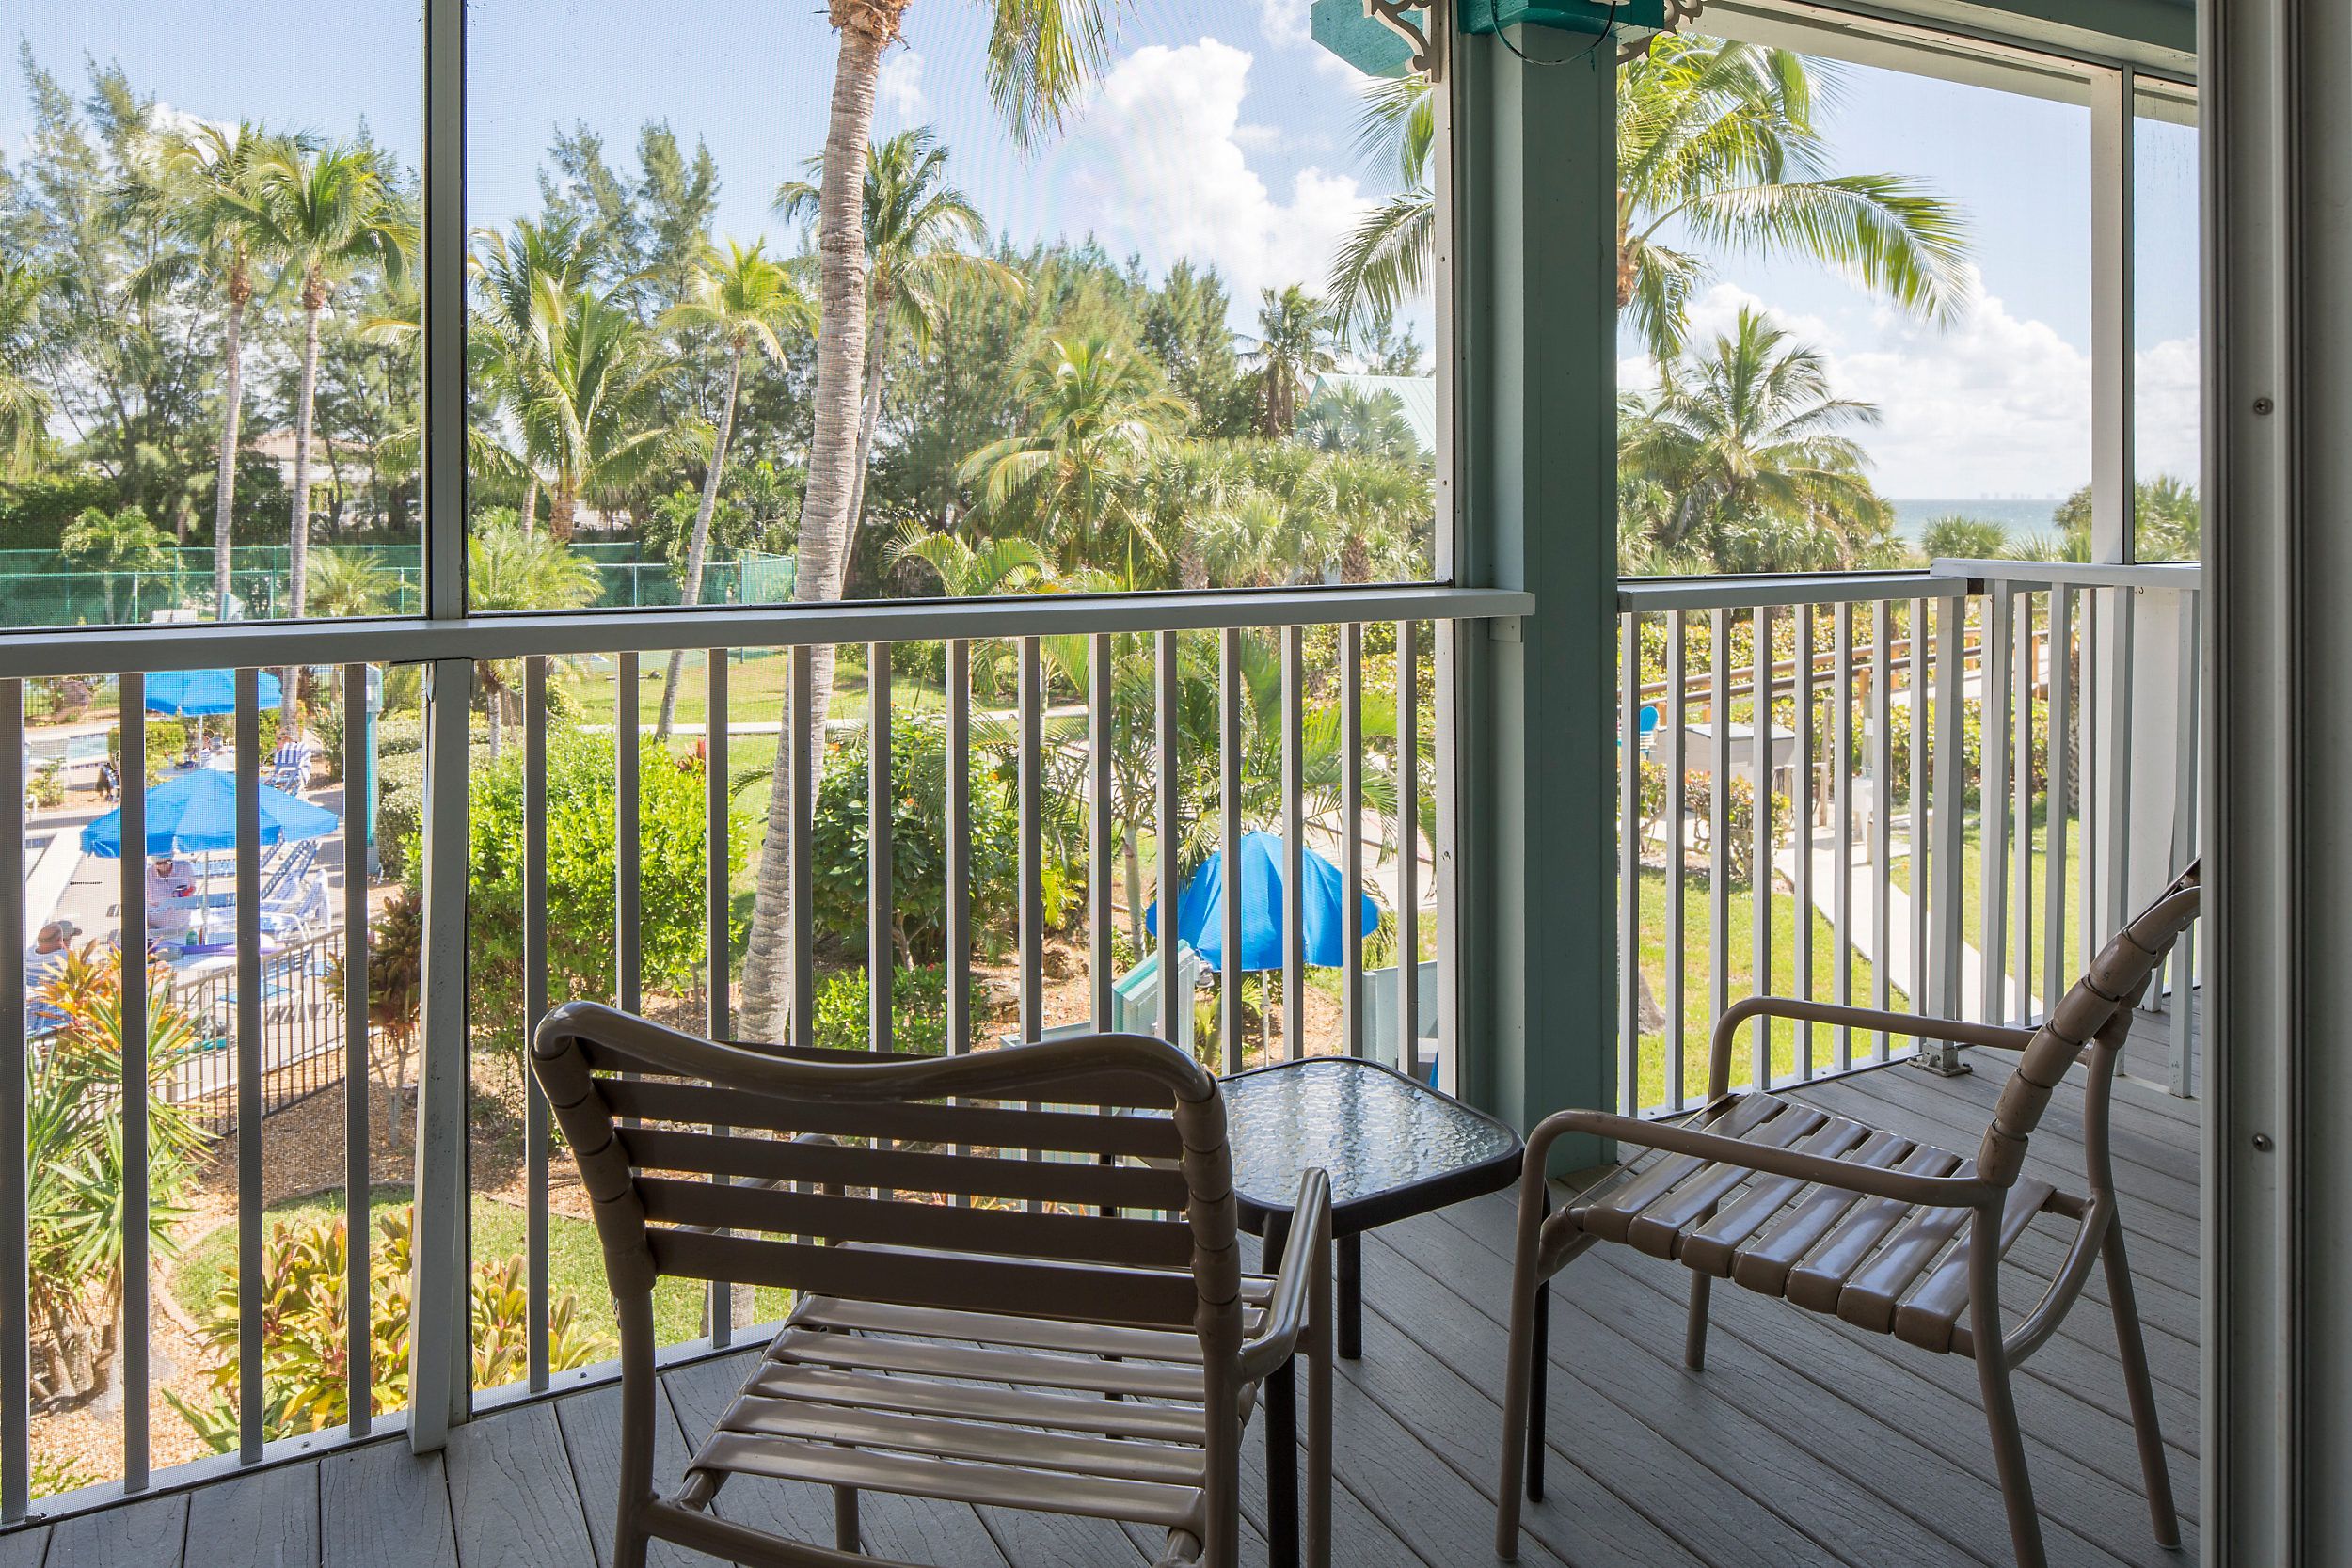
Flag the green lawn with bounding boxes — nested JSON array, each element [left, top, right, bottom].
[[173, 1184, 788, 1356], [1631, 866, 1907, 1112], [555, 645, 949, 734], [1888, 801, 2088, 996]]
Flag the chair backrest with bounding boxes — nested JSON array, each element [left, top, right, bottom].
[[531, 1002, 1243, 1349], [1974, 863, 2201, 1186]]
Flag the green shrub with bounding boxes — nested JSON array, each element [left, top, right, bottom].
[[808, 719, 1022, 963], [25, 767, 62, 809], [465, 729, 749, 1054], [810, 964, 975, 1058]]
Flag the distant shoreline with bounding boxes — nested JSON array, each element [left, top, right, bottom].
[[1888, 498, 2065, 542]]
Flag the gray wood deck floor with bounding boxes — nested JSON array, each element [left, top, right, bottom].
[[1, 1032, 2201, 1568]]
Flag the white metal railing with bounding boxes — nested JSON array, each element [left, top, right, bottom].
[[1616, 561, 2201, 1117], [0, 582, 1522, 1524]]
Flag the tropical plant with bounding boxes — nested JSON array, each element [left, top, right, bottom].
[[167, 1206, 610, 1450], [883, 522, 1057, 598], [135, 121, 286, 615], [61, 503, 172, 624], [776, 127, 1021, 537], [741, 0, 1122, 1046], [1619, 307, 1895, 571], [24, 944, 210, 1402], [1917, 515, 2014, 562], [652, 238, 812, 736], [2052, 473, 2201, 562], [1329, 41, 1972, 358], [1248, 286, 1339, 437], [1299, 384, 1422, 464], [810, 964, 977, 1057], [466, 216, 600, 531], [0, 259, 57, 480], [958, 331, 1195, 575], [511, 279, 694, 543], [326, 880, 423, 1144], [465, 515, 600, 754], [304, 549, 400, 618]]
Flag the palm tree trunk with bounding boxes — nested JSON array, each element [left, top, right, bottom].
[[213, 287, 246, 619], [521, 473, 539, 536], [285, 292, 325, 723], [659, 346, 742, 739], [549, 488, 578, 542], [741, 12, 891, 1043], [1122, 818, 1146, 958], [847, 313, 888, 534]]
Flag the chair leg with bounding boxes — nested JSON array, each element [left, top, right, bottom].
[[1974, 1338, 2048, 1568], [1683, 1271, 1712, 1371], [1494, 1260, 1549, 1560], [2102, 1220, 2181, 1548], [1307, 1227, 1334, 1568], [612, 1512, 649, 1568], [833, 1485, 860, 1554], [1265, 1356, 1298, 1568], [1526, 1271, 1548, 1503]]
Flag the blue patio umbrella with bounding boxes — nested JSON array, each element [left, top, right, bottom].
[[79, 768, 337, 858], [1146, 831, 1378, 972], [142, 667, 282, 718]]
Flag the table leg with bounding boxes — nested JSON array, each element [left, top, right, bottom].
[[1262, 1214, 1298, 1568], [1338, 1231, 1362, 1360]]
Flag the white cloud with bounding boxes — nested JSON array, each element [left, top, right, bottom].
[[1259, 0, 1311, 50], [2135, 335, 2201, 484], [878, 47, 926, 120], [1063, 39, 1369, 306]]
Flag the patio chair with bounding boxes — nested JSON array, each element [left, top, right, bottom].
[[1494, 865, 2200, 1568], [532, 1001, 1334, 1568], [264, 736, 316, 794]]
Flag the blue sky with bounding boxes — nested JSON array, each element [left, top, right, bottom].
[[6, 0, 2199, 498]]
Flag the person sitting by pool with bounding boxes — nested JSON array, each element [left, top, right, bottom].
[[24, 920, 77, 1033], [95, 756, 119, 802], [145, 852, 198, 945]]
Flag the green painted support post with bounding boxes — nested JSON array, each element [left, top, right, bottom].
[[1452, 26, 1618, 1168]]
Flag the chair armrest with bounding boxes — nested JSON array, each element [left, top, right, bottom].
[[1531, 1108, 2002, 1210], [1707, 997, 2037, 1099], [1238, 1168, 1332, 1384]]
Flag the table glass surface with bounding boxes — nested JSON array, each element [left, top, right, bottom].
[[1223, 1057, 1520, 1213]]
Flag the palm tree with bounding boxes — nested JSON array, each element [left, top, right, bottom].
[[465, 518, 600, 757], [1248, 286, 1338, 436], [304, 549, 399, 618], [1329, 41, 1972, 358], [1619, 306, 1893, 571], [138, 122, 284, 617], [776, 128, 1021, 537], [469, 217, 599, 533], [1299, 383, 1422, 463], [884, 522, 1057, 598], [958, 331, 1195, 577], [511, 280, 694, 544], [0, 259, 55, 478], [740, 0, 1120, 1044], [652, 240, 811, 737]]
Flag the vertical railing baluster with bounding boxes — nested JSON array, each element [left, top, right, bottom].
[[2043, 592, 2073, 1012], [789, 646, 814, 1053], [1870, 599, 1893, 1060], [2014, 593, 2036, 1022], [946, 642, 971, 1059], [1751, 607, 1774, 1091], [2106, 588, 2137, 947], [409, 657, 473, 1448], [1396, 621, 1420, 1084], [1930, 595, 1967, 1036], [1018, 638, 1042, 1051], [617, 652, 641, 1020], [1282, 626, 1305, 1059], [342, 664, 372, 1431], [1979, 591, 2013, 1026], [119, 673, 150, 1486], [1154, 633, 1181, 1046], [0, 681, 23, 1523], [1794, 606, 1815, 1080], [2169, 590, 2202, 1096], [236, 670, 262, 1459], [2079, 594, 2098, 982], [1089, 637, 1112, 1033], [1909, 600, 1929, 1019], [1833, 604, 1853, 1068], [1664, 614, 1688, 1112], [1344, 626, 1366, 1064], [1619, 611, 1641, 1112], [871, 643, 895, 1054], [1220, 630, 1245, 1073], [524, 657, 550, 1390], [1708, 610, 1730, 1079], [705, 649, 734, 1344]]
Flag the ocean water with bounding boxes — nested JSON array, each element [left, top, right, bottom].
[[1889, 498, 2068, 546]]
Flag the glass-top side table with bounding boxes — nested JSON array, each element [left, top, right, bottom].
[[1222, 1054, 1525, 1359]]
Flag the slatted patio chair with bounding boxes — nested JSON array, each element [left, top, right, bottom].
[[1494, 865, 2200, 1568], [532, 1001, 1334, 1568]]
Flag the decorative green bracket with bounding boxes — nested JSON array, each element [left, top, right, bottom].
[[1310, 0, 1439, 79], [1460, 0, 1668, 38]]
